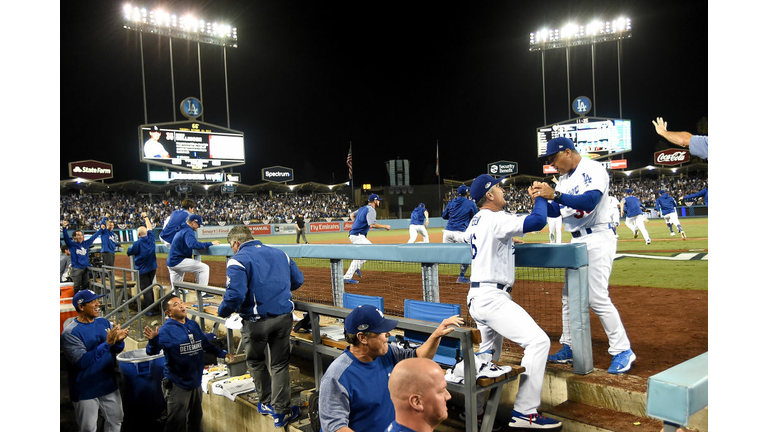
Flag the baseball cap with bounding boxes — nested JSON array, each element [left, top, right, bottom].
[[150, 125, 160, 133], [343, 304, 399, 334], [187, 214, 204, 225], [470, 174, 506, 203], [538, 137, 576, 162], [368, 193, 381, 202], [658, 189, 665, 194], [72, 289, 105, 311], [457, 185, 469, 196], [419, 203, 425, 208], [625, 189, 633, 194]]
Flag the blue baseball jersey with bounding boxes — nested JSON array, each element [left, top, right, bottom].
[[409, 207, 426, 225], [442, 197, 478, 232], [126, 230, 158, 274], [349, 205, 377, 236], [655, 194, 677, 215], [621, 196, 645, 217]]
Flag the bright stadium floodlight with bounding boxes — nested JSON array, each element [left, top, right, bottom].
[[529, 16, 631, 51], [122, 3, 237, 48]]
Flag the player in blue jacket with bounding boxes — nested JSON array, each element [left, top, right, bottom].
[[166, 214, 220, 298], [681, 187, 708, 206], [144, 295, 232, 432], [160, 198, 196, 247], [61, 220, 105, 293], [342, 194, 391, 284], [126, 212, 159, 315], [621, 189, 651, 245], [655, 190, 686, 240], [407, 203, 430, 243], [442, 185, 478, 283], [97, 215, 120, 268], [218, 225, 305, 427], [61, 290, 130, 432]]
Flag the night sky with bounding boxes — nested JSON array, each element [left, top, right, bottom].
[[58, 0, 708, 187]]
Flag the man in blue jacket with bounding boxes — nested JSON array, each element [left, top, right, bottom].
[[218, 225, 305, 428], [160, 199, 196, 248], [61, 220, 105, 293], [126, 212, 159, 315], [61, 290, 130, 432], [144, 296, 232, 432], [407, 203, 430, 243], [342, 194, 391, 284], [167, 214, 220, 298], [98, 215, 120, 268], [655, 189, 686, 240], [442, 185, 478, 283]]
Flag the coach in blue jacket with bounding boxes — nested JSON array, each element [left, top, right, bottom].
[[218, 225, 305, 428], [145, 296, 232, 432], [126, 212, 159, 315], [167, 214, 220, 298]]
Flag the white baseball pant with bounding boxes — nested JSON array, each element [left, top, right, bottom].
[[559, 230, 630, 355], [168, 258, 211, 295], [343, 234, 371, 279], [468, 286, 550, 415], [663, 211, 681, 226], [407, 224, 429, 243], [625, 215, 650, 242], [547, 217, 562, 244]]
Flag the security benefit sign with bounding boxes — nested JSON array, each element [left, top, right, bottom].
[[262, 166, 294, 183], [487, 160, 518, 176], [69, 160, 114, 180]]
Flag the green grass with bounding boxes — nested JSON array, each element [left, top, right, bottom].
[[122, 217, 708, 291]]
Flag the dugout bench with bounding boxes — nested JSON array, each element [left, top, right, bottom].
[[291, 300, 525, 432]]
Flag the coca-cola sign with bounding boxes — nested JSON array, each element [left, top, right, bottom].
[[654, 149, 690, 166]]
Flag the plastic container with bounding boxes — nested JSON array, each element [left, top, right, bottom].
[[116, 349, 166, 421], [60, 301, 77, 333]]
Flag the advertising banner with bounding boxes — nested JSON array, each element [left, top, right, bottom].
[[309, 221, 342, 233]]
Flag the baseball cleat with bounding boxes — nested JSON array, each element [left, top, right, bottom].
[[680, 231, 686, 240], [508, 410, 562, 429], [456, 276, 471, 283], [257, 403, 274, 416], [355, 268, 362, 278], [633, 230, 638, 239], [273, 406, 301, 428], [343, 279, 359, 284], [670, 232, 675, 236], [547, 344, 573, 364], [607, 349, 636, 374], [645, 239, 651, 245]]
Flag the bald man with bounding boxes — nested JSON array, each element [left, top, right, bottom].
[[387, 358, 450, 432], [126, 212, 159, 315]]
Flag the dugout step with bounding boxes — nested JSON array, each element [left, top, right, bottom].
[[545, 400, 667, 432]]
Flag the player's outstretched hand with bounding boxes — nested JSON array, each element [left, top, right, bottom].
[[652, 117, 668, 135], [144, 325, 159, 340]]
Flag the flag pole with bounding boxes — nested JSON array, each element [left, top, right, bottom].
[[436, 140, 441, 212], [347, 141, 354, 205]]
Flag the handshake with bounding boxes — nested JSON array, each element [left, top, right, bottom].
[[527, 181, 556, 201]]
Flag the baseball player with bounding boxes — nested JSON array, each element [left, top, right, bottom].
[[160, 199, 196, 248], [532, 137, 635, 375], [407, 203, 430, 243], [144, 125, 170, 158], [608, 195, 621, 238], [442, 185, 478, 283], [655, 189, 686, 239], [462, 174, 561, 429], [342, 194, 391, 284], [621, 189, 651, 245]]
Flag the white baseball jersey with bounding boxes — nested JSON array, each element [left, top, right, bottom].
[[608, 196, 620, 224], [554, 158, 612, 232], [464, 209, 526, 286]]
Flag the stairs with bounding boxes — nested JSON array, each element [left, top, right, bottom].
[[536, 364, 708, 432]]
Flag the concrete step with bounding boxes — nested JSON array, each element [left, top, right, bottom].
[[546, 400, 665, 432]]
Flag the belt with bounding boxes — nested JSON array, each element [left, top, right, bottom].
[[570, 224, 610, 238], [470, 282, 508, 291]]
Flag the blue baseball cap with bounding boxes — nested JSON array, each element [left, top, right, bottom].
[[470, 174, 506, 203], [187, 214, 204, 225], [419, 203, 425, 208], [538, 137, 576, 162], [344, 304, 399, 334], [625, 189, 633, 194], [658, 189, 666, 194], [457, 185, 469, 196], [72, 289, 105, 311], [368, 194, 381, 202]]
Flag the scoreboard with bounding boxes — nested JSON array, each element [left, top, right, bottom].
[[537, 117, 632, 160], [139, 121, 245, 172]]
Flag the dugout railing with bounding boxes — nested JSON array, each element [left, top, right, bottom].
[[150, 242, 593, 375]]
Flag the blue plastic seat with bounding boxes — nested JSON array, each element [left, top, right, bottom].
[[342, 293, 384, 311], [403, 299, 461, 366]]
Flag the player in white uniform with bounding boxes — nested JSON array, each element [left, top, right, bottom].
[[144, 126, 170, 158], [462, 174, 561, 430], [532, 137, 635, 375], [608, 195, 621, 238]]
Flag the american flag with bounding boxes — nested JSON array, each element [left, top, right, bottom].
[[346, 143, 353, 180]]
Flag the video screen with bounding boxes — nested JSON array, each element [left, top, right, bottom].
[[139, 121, 245, 171], [537, 117, 631, 160]]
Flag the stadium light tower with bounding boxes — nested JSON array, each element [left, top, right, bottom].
[[122, 4, 238, 127], [529, 17, 631, 123]]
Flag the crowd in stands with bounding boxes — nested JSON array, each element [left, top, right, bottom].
[[60, 192, 352, 229]]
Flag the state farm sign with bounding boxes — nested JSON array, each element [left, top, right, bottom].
[[654, 149, 690, 166], [69, 160, 114, 180]]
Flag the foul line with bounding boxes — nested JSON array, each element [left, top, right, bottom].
[[615, 252, 708, 261]]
